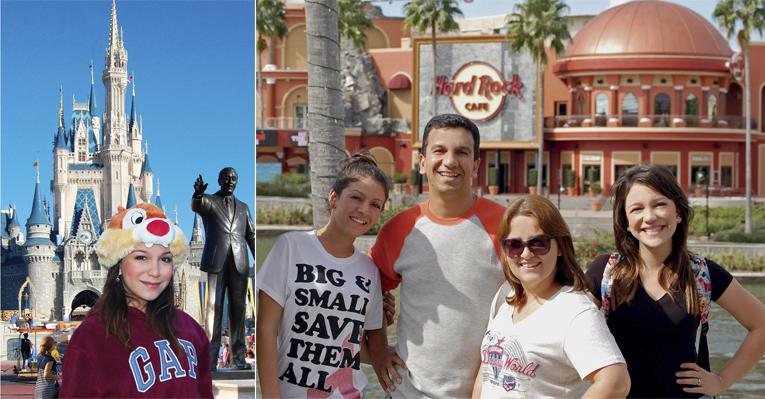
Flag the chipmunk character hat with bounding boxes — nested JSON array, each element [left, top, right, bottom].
[[95, 203, 187, 268]]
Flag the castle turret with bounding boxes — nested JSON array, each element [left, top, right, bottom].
[[53, 87, 70, 237], [24, 168, 59, 321], [153, 179, 164, 212], [126, 183, 137, 208], [89, 62, 101, 150], [100, 0, 131, 220], [140, 143, 153, 201]]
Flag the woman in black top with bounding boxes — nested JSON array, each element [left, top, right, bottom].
[[585, 164, 765, 398]]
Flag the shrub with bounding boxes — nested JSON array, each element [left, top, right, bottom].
[[527, 169, 538, 187], [392, 172, 408, 184], [256, 207, 312, 225], [694, 251, 765, 272], [488, 168, 499, 186], [256, 173, 310, 197], [563, 168, 575, 188], [365, 206, 405, 236], [689, 204, 765, 243], [410, 169, 420, 186], [574, 229, 616, 268]]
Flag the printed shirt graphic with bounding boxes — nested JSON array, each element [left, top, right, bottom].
[[370, 198, 506, 398], [257, 230, 383, 398], [478, 285, 625, 399]]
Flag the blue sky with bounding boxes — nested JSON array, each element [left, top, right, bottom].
[[1, 0, 255, 239]]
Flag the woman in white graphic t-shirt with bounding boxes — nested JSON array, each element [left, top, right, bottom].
[[472, 195, 630, 398], [257, 152, 400, 398]]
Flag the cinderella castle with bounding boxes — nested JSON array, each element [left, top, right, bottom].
[[0, 0, 204, 323]]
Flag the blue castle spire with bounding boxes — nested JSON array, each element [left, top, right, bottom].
[[126, 183, 137, 208], [129, 72, 137, 133], [27, 166, 50, 227], [153, 179, 164, 210], [89, 61, 98, 117], [55, 87, 68, 149], [141, 143, 153, 174]]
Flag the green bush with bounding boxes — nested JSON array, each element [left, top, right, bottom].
[[256, 207, 312, 225], [527, 169, 538, 187], [694, 251, 765, 272], [689, 204, 765, 243], [488, 168, 499, 186], [392, 172, 408, 184], [410, 169, 420, 186], [563, 168, 575, 188], [256, 173, 310, 197], [574, 229, 616, 268], [365, 206, 405, 236]]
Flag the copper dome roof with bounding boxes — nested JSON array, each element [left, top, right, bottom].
[[555, 1, 732, 75]]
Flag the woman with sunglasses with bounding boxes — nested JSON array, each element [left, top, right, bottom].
[[472, 195, 629, 398], [585, 164, 765, 398]]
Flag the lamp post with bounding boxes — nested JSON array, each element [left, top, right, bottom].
[[696, 169, 709, 237]]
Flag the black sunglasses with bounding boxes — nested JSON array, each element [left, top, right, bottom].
[[501, 235, 555, 258]]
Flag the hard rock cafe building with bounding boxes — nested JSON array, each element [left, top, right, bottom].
[[257, 0, 765, 197]]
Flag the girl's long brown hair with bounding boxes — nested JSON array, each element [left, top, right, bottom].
[[610, 164, 699, 315], [497, 195, 587, 307], [92, 263, 184, 356]]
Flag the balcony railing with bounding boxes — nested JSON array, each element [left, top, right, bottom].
[[546, 115, 757, 130], [258, 117, 307, 130], [68, 269, 107, 283]]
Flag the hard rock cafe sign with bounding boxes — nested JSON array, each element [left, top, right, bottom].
[[435, 61, 524, 122]]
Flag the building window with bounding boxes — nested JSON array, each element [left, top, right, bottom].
[[685, 94, 698, 126], [294, 103, 307, 129], [654, 93, 671, 126], [595, 93, 608, 126], [555, 101, 567, 116], [707, 94, 718, 119], [720, 166, 733, 187], [622, 93, 638, 127]]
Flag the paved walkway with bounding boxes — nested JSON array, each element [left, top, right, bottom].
[[0, 361, 34, 398]]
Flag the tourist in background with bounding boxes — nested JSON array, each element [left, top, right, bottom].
[[586, 164, 765, 397], [34, 336, 59, 399]]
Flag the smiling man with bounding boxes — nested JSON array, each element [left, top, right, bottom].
[[368, 114, 507, 398]]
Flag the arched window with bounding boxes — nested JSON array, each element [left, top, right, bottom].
[[654, 93, 671, 126], [707, 94, 717, 120], [595, 93, 609, 126], [621, 93, 638, 127], [685, 94, 698, 126]]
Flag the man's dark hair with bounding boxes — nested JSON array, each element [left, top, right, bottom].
[[421, 114, 480, 160]]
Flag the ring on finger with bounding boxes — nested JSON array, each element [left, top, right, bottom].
[[697, 378, 702, 386]]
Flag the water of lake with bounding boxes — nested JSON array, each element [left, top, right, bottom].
[[255, 233, 765, 398]]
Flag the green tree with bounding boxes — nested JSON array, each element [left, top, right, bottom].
[[507, 0, 571, 194], [305, 0, 347, 228], [256, 0, 287, 130], [404, 0, 463, 117], [714, 0, 765, 234], [338, 0, 373, 49]]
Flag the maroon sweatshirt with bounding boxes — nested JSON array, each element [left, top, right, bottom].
[[60, 307, 213, 398]]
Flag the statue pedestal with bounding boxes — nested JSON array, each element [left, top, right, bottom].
[[212, 369, 255, 399]]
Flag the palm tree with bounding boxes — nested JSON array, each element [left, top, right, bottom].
[[305, 0, 346, 228], [714, 0, 765, 234], [404, 0, 463, 117], [507, 0, 570, 195], [256, 0, 287, 130], [338, 0, 372, 49]]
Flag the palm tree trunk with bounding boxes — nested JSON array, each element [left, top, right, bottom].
[[306, 0, 346, 229], [537, 64, 544, 194], [744, 45, 752, 234], [431, 19, 437, 117]]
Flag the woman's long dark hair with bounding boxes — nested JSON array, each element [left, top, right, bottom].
[[610, 164, 699, 314], [92, 263, 184, 356]]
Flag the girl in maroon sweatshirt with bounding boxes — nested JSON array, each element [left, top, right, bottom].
[[60, 204, 213, 398]]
